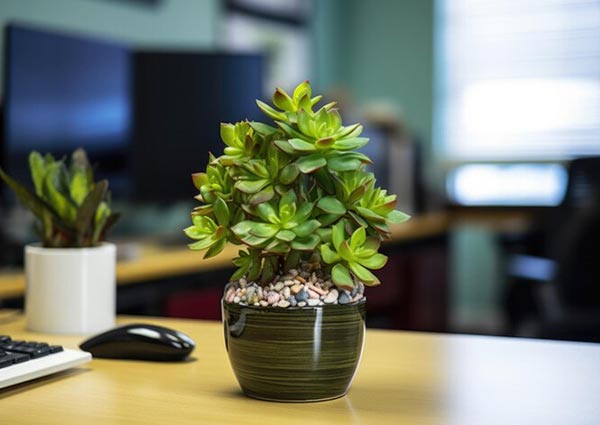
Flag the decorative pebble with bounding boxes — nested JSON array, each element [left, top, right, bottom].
[[324, 289, 338, 304], [295, 290, 309, 302], [338, 292, 351, 305], [225, 263, 366, 308]]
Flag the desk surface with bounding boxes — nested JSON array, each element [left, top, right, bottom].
[[0, 213, 452, 299], [1, 314, 598, 424]]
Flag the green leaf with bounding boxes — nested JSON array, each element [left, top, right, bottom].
[[315, 137, 335, 149], [292, 219, 321, 238], [332, 264, 354, 289], [43, 164, 77, 223], [338, 240, 356, 262], [320, 244, 340, 264], [357, 253, 388, 269], [350, 227, 366, 250], [356, 206, 386, 223], [261, 256, 278, 284], [290, 234, 320, 251], [275, 121, 305, 139], [188, 237, 216, 251], [349, 261, 380, 285], [204, 237, 226, 259], [248, 222, 280, 238], [273, 140, 297, 155], [276, 229, 296, 242], [0, 166, 56, 221], [69, 169, 89, 205], [273, 88, 295, 111], [191, 172, 208, 191], [74, 180, 108, 245], [257, 203, 279, 223], [293, 80, 312, 104], [332, 220, 346, 250], [317, 196, 346, 215], [256, 100, 287, 121], [293, 202, 314, 223], [279, 189, 297, 210], [220, 123, 237, 146], [248, 121, 278, 135], [333, 137, 369, 151], [213, 197, 230, 226], [234, 179, 269, 194], [284, 250, 301, 272], [288, 138, 316, 152], [327, 155, 362, 172], [387, 209, 411, 224], [249, 185, 274, 205], [279, 163, 300, 185], [28, 151, 47, 196], [296, 154, 327, 174]]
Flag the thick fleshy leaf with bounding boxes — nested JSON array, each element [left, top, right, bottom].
[[230, 220, 253, 237], [317, 197, 346, 215], [320, 244, 340, 264], [292, 219, 320, 237], [279, 163, 300, 185], [248, 121, 278, 135], [327, 156, 362, 172], [248, 222, 280, 238], [273, 88, 295, 111], [333, 137, 369, 151], [188, 237, 217, 251], [264, 240, 290, 253], [296, 154, 327, 174], [204, 237, 226, 259], [256, 100, 286, 121], [338, 240, 356, 262], [293, 202, 314, 223], [332, 220, 345, 250], [273, 140, 297, 155], [276, 229, 296, 242], [256, 203, 279, 223], [350, 227, 366, 250], [357, 253, 388, 269], [290, 234, 320, 251], [356, 206, 386, 223], [315, 137, 335, 149], [288, 138, 316, 152], [387, 209, 411, 224], [249, 185, 274, 205], [235, 179, 269, 194], [213, 197, 230, 226], [293, 80, 311, 104], [332, 264, 354, 289], [275, 121, 305, 139], [349, 261, 380, 285], [220, 123, 236, 146]]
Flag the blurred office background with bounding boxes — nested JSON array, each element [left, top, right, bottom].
[[1, 0, 599, 342]]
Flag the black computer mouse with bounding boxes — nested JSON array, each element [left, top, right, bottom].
[[79, 323, 195, 361]]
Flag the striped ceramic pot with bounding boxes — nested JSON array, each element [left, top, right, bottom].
[[222, 299, 366, 402]]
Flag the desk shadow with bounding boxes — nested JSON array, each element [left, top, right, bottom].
[[0, 367, 91, 399]]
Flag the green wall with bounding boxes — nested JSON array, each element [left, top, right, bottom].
[[0, 0, 219, 97], [313, 0, 434, 148]]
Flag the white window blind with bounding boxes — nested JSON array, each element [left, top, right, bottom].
[[437, 0, 600, 161]]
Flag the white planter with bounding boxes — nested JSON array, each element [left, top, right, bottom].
[[25, 243, 116, 334]]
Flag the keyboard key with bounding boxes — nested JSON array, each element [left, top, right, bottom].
[[49, 345, 64, 353], [0, 336, 11, 343], [2, 352, 30, 366]]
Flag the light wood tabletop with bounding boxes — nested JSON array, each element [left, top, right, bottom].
[[0, 212, 451, 299], [0, 313, 598, 424]]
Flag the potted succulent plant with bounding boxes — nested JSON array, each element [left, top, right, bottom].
[[0, 149, 120, 334], [185, 81, 409, 402]]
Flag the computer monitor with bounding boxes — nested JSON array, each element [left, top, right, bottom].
[[132, 51, 264, 203], [2, 24, 132, 201]]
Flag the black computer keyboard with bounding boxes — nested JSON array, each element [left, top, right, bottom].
[[0, 335, 91, 389]]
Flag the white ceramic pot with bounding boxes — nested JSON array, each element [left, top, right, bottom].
[[25, 243, 116, 334]]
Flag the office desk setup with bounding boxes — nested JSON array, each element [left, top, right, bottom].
[[1, 313, 598, 424]]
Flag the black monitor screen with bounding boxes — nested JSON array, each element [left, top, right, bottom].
[[3, 24, 132, 198]]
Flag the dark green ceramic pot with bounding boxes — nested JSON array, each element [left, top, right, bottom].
[[222, 300, 366, 402]]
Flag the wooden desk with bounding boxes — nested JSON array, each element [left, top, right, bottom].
[[1, 314, 598, 424], [0, 213, 451, 299]]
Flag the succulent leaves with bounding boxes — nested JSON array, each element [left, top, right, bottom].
[[0, 149, 119, 247], [186, 81, 410, 288]]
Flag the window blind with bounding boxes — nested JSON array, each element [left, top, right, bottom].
[[436, 0, 600, 161]]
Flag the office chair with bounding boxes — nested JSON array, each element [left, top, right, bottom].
[[533, 157, 600, 342]]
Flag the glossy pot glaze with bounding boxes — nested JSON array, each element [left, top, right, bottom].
[[222, 300, 366, 402]]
